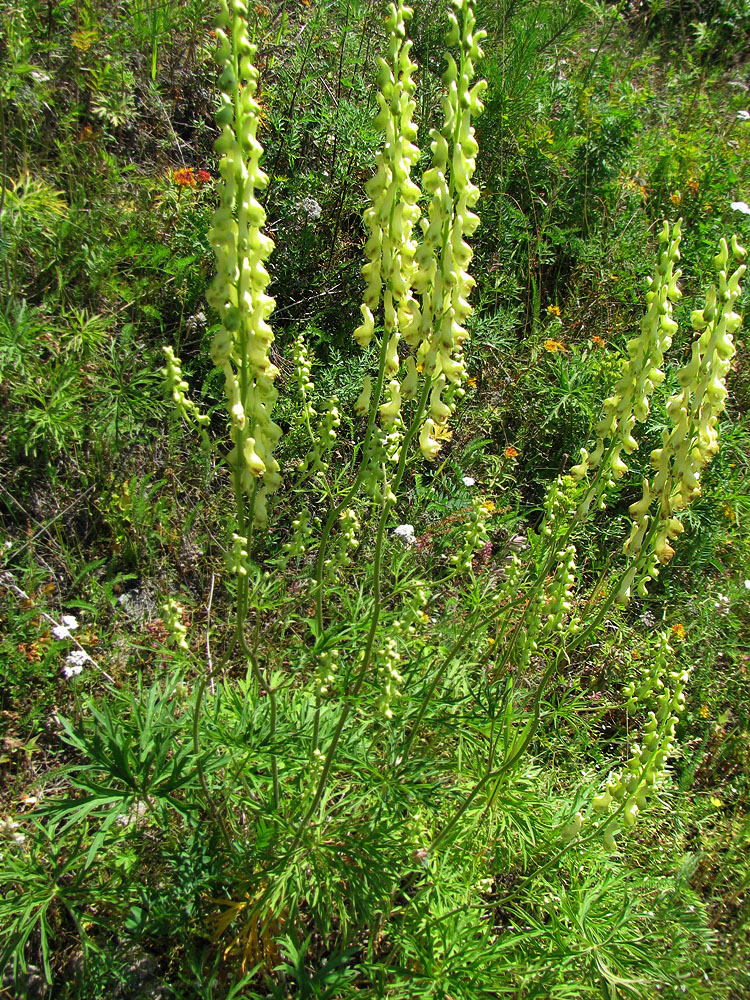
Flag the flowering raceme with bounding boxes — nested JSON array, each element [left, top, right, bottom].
[[353, 0, 487, 463], [205, 0, 282, 527]]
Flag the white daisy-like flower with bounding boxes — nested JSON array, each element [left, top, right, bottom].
[[61, 614, 79, 630], [730, 200, 750, 215], [744, 579, 750, 590], [462, 476, 476, 487], [52, 624, 72, 640]]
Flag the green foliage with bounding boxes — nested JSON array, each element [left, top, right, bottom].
[[1, 0, 750, 997]]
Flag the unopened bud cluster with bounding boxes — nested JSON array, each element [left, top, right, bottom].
[[593, 633, 688, 852], [279, 508, 313, 566], [228, 532, 250, 576], [542, 544, 577, 635], [451, 497, 491, 572], [571, 220, 683, 488], [314, 648, 339, 697], [162, 598, 189, 651], [617, 233, 745, 604], [376, 637, 404, 719], [161, 346, 210, 450], [648, 235, 746, 559]]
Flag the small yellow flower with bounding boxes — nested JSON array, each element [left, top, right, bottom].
[[671, 623, 686, 640], [670, 191, 682, 206], [420, 612, 430, 623], [710, 796, 723, 808], [546, 304, 561, 317], [721, 503, 735, 522], [543, 339, 568, 354], [467, 377, 477, 388], [699, 705, 710, 719], [504, 446, 519, 459], [702, 202, 713, 214], [483, 500, 496, 513], [487, 637, 495, 646]]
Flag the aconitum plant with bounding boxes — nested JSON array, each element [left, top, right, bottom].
[[161, 0, 745, 967]]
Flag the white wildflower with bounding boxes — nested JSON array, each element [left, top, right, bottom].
[[730, 201, 750, 215], [62, 649, 89, 679], [462, 476, 476, 487], [61, 615, 79, 630], [715, 594, 730, 616], [52, 624, 72, 640], [393, 524, 416, 545], [737, 110, 750, 121], [297, 197, 322, 221]]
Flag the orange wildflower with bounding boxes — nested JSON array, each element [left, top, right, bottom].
[[543, 339, 568, 354], [671, 623, 686, 640], [504, 446, 519, 459], [173, 167, 197, 187], [591, 336, 606, 347]]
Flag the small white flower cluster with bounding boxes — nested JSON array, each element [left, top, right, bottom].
[[297, 196, 322, 222], [63, 649, 89, 679], [52, 614, 79, 640], [393, 523, 416, 545], [0, 816, 25, 846]]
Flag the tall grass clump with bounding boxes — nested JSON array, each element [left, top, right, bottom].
[[2, 0, 746, 996]]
